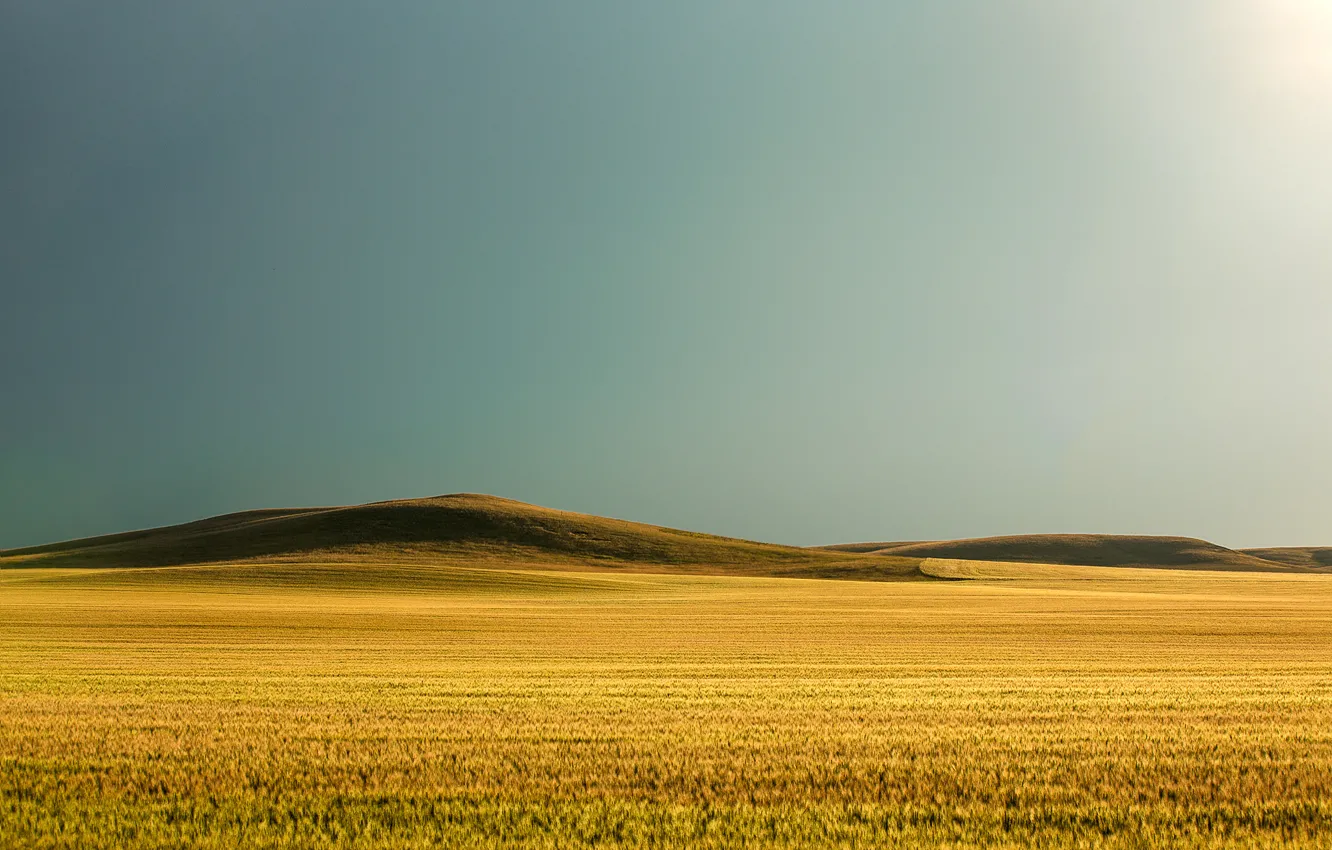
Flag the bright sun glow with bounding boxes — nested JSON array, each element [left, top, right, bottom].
[[1221, 0, 1332, 99]]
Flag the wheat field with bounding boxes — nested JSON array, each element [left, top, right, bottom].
[[3, 561, 1332, 848]]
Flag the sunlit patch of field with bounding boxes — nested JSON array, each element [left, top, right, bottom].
[[3, 564, 1332, 848]]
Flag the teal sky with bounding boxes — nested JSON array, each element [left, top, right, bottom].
[[4, 2, 1331, 549]]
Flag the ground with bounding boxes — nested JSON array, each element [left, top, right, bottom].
[[3, 560, 1332, 848]]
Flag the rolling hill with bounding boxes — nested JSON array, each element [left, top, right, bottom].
[[822, 533, 1317, 572], [1240, 547, 1332, 569], [0, 493, 921, 581], [4, 496, 1324, 581]]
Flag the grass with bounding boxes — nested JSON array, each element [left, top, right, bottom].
[[13, 492, 1315, 576], [4, 560, 1332, 848], [1242, 547, 1332, 568], [0, 494, 922, 581], [825, 534, 1305, 572]]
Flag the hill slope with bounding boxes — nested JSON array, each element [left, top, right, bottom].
[[6, 497, 1320, 580], [1240, 547, 1332, 569], [0, 494, 920, 581], [822, 534, 1311, 572]]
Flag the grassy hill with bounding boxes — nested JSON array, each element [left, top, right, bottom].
[[1240, 547, 1332, 569], [0, 493, 921, 582], [5, 496, 1324, 581], [822, 534, 1317, 572]]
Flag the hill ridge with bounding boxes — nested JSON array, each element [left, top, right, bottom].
[[1239, 546, 1332, 569], [0, 493, 921, 582], [5, 496, 1324, 577], [822, 533, 1316, 573]]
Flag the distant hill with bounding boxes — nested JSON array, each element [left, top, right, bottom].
[[821, 541, 929, 554], [0, 494, 920, 581], [1240, 547, 1332, 569], [6, 497, 1323, 580], [821, 534, 1317, 573]]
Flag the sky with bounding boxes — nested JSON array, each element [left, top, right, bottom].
[[3, 1, 1331, 550]]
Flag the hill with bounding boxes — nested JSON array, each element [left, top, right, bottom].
[[0, 494, 920, 581], [1240, 547, 1332, 569], [821, 534, 1313, 572], [6, 497, 1322, 581]]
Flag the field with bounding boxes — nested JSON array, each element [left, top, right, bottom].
[[4, 558, 1332, 848]]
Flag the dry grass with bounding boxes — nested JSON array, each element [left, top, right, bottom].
[[1242, 547, 1332, 569], [3, 561, 1332, 848], [826, 534, 1306, 572], [0, 494, 921, 582]]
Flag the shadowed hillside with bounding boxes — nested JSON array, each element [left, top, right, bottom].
[[821, 541, 928, 554], [822, 534, 1314, 572], [0, 494, 921, 581], [1241, 547, 1332, 569]]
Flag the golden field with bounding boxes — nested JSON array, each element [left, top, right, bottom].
[[3, 560, 1332, 848]]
